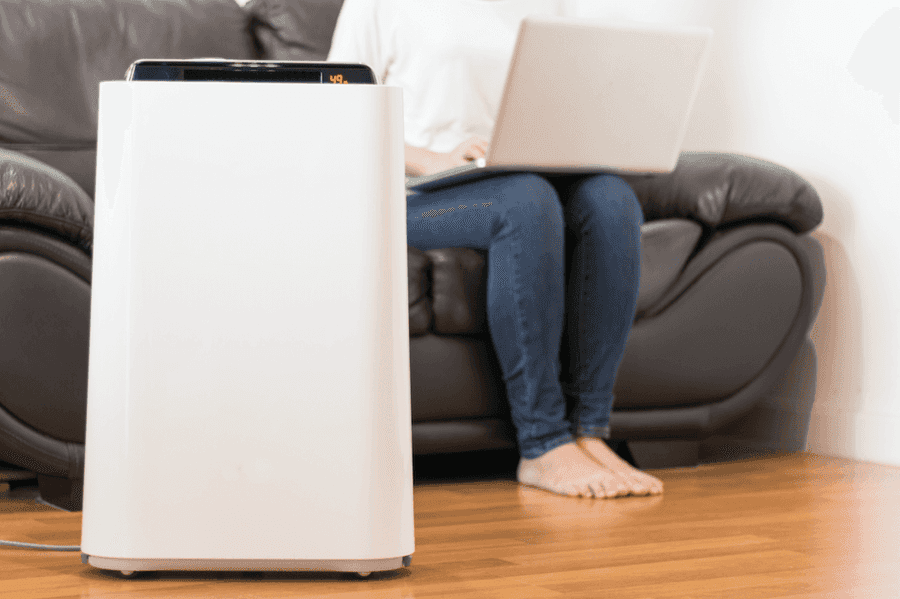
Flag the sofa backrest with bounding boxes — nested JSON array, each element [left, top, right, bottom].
[[0, 0, 257, 195], [244, 0, 345, 62]]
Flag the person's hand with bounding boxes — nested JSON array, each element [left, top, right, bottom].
[[405, 136, 489, 177], [447, 136, 488, 165]]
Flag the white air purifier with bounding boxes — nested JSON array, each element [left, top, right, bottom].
[[81, 80, 413, 577]]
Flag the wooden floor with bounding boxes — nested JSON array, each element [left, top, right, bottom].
[[2, 451, 899, 598]]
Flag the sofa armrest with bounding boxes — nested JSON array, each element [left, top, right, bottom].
[[0, 149, 94, 254], [621, 152, 823, 234]]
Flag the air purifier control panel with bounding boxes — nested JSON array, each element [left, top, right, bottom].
[[125, 60, 378, 84]]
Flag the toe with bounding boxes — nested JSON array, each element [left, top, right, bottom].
[[645, 479, 663, 495], [587, 480, 607, 499], [568, 485, 585, 498], [628, 477, 650, 495], [607, 478, 628, 498]]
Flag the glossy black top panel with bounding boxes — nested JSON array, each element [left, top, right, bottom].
[[125, 61, 377, 84]]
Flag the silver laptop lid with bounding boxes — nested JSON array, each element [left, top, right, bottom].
[[489, 17, 713, 174]]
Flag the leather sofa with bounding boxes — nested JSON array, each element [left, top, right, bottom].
[[0, 0, 825, 511]]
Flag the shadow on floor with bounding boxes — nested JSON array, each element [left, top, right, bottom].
[[412, 440, 641, 484]]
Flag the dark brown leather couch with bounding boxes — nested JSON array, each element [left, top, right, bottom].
[[0, 0, 825, 510]]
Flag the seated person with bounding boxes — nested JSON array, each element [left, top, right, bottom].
[[329, 0, 663, 499]]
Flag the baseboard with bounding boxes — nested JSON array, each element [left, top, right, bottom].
[[698, 435, 793, 464], [624, 439, 700, 469]]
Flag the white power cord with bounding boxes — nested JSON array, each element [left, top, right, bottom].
[[0, 539, 80, 551], [0, 474, 81, 552]]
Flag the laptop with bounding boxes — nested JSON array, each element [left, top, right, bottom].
[[407, 16, 713, 192]]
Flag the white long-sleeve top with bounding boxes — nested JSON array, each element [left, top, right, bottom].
[[327, 0, 573, 153]]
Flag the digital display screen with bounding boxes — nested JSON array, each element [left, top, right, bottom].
[[182, 68, 322, 82]]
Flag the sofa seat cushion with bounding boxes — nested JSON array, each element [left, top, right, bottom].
[[407, 218, 702, 336], [423, 247, 487, 336]]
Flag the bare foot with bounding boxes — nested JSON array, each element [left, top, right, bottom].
[[576, 437, 663, 496], [517, 442, 631, 498]]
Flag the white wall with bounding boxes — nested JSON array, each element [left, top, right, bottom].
[[575, 0, 900, 466]]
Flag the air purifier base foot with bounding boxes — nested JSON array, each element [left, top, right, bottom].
[[85, 554, 409, 575]]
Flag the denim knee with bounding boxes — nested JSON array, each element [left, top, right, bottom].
[[492, 173, 565, 236], [568, 174, 644, 229]]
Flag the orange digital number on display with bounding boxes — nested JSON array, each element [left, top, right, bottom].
[[329, 74, 349, 84]]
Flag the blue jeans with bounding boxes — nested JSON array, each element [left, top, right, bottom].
[[407, 173, 643, 459]]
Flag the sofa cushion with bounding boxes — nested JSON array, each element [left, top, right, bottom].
[[407, 218, 703, 335], [407, 245, 433, 335], [427, 248, 488, 336], [245, 0, 345, 61]]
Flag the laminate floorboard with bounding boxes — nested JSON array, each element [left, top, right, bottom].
[[1, 452, 898, 598]]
